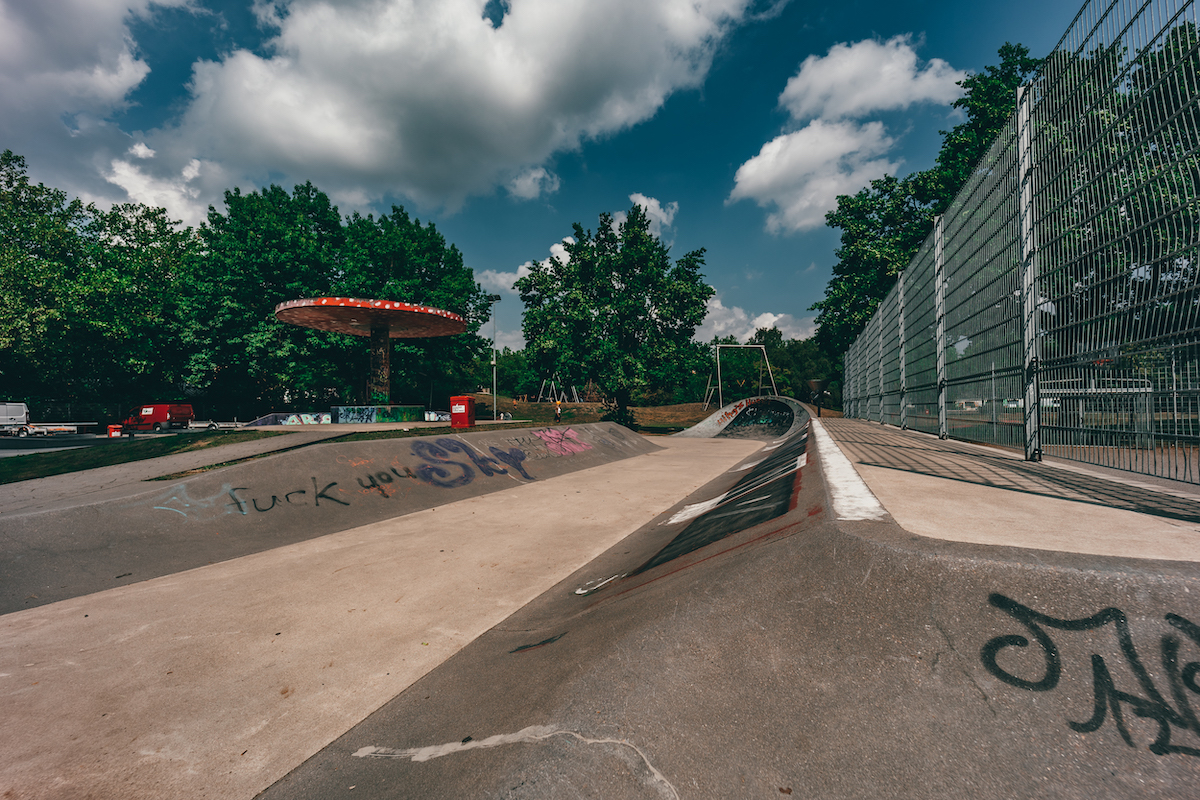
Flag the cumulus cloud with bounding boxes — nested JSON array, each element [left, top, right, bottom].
[[695, 296, 816, 343], [613, 192, 679, 241], [507, 167, 561, 200], [779, 35, 966, 121], [729, 119, 896, 233], [478, 238, 572, 295], [0, 0, 190, 202], [730, 34, 966, 234], [109, 0, 753, 218]]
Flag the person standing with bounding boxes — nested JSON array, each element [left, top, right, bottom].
[[554, 401, 562, 424]]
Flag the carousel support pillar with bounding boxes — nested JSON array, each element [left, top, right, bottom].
[[369, 324, 390, 404]]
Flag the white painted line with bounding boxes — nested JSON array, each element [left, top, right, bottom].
[[809, 419, 887, 521], [665, 494, 727, 524], [731, 459, 765, 471]]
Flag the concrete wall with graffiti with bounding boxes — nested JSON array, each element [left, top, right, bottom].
[[332, 405, 424, 424], [0, 423, 656, 613]]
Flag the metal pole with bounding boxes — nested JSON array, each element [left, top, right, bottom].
[[898, 269, 907, 430], [716, 344, 723, 409], [935, 214, 947, 439], [486, 294, 501, 420], [1018, 83, 1041, 461]]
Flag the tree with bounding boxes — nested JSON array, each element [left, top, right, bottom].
[[339, 207, 490, 406], [812, 44, 1044, 369], [0, 151, 192, 416], [181, 185, 490, 416], [516, 204, 713, 424]]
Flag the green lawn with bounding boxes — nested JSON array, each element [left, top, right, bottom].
[[0, 430, 284, 485]]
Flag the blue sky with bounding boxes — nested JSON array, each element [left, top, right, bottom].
[[1, 0, 1081, 348]]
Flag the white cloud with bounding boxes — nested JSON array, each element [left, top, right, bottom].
[[779, 35, 966, 121], [507, 167, 560, 200], [97, 0, 754, 218], [730, 119, 897, 232], [478, 238, 572, 295], [613, 192, 679, 241], [104, 156, 211, 226], [492, 328, 526, 351], [729, 35, 966, 235], [695, 296, 816, 343]]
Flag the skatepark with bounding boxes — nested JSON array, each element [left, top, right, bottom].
[[3, 396, 1200, 799]]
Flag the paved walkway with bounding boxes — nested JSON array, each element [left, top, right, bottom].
[[819, 417, 1200, 563]]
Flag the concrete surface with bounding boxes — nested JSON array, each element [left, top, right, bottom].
[[0, 424, 658, 613], [8, 409, 1200, 800], [0, 435, 762, 800], [819, 418, 1200, 562]]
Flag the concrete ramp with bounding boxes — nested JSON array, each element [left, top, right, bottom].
[[0, 423, 655, 613], [674, 395, 807, 440], [255, 417, 1200, 799]]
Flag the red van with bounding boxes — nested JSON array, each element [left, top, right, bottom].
[[121, 403, 195, 432]]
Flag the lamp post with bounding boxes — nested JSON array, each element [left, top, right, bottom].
[[486, 294, 501, 420]]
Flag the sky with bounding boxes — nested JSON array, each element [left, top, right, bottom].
[[0, 0, 1083, 350]]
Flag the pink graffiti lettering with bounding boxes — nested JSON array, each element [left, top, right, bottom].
[[533, 427, 593, 456]]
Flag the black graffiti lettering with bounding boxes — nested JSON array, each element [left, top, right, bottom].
[[411, 441, 475, 488], [253, 496, 279, 512], [981, 593, 1200, 757], [285, 490, 307, 505], [312, 477, 350, 506], [357, 472, 395, 498], [391, 466, 418, 480], [434, 438, 507, 476], [490, 446, 533, 480], [226, 487, 249, 515]]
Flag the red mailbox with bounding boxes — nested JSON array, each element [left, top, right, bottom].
[[450, 396, 475, 429]]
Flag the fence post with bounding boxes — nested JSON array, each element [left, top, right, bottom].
[[1018, 83, 1041, 461], [878, 313, 885, 423], [935, 215, 948, 439], [898, 269, 907, 430]]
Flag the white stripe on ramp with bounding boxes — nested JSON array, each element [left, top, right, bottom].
[[810, 418, 887, 521]]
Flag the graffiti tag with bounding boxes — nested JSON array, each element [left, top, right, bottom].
[[981, 592, 1200, 757], [532, 428, 593, 456]]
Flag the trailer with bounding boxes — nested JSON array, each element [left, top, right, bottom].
[[0, 403, 83, 437], [187, 419, 243, 431]]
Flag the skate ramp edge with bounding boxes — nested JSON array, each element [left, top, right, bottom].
[[674, 395, 807, 439], [0, 423, 656, 613]]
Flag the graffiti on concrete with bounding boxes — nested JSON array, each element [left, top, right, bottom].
[[147, 429, 589, 519], [282, 412, 332, 425], [981, 592, 1200, 757], [533, 428, 593, 456], [226, 478, 350, 515], [408, 438, 535, 486]]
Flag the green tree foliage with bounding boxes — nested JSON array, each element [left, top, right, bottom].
[[747, 327, 838, 406], [812, 44, 1043, 367], [516, 204, 714, 422], [0, 151, 192, 414], [182, 186, 490, 415]]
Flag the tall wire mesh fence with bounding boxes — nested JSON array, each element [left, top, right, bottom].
[[843, 0, 1200, 482]]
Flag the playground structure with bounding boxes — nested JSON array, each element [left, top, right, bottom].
[[702, 344, 779, 410], [274, 297, 466, 405]]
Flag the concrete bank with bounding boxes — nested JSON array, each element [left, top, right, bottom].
[[254, 415, 1200, 799], [0, 435, 763, 800], [0, 424, 654, 613]]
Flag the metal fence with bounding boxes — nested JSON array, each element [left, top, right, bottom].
[[843, 0, 1200, 482]]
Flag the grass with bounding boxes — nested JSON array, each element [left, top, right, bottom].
[[0, 430, 284, 485]]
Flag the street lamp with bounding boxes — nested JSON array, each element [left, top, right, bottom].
[[486, 294, 502, 420]]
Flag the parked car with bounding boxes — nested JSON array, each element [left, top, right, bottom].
[[120, 403, 195, 432]]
